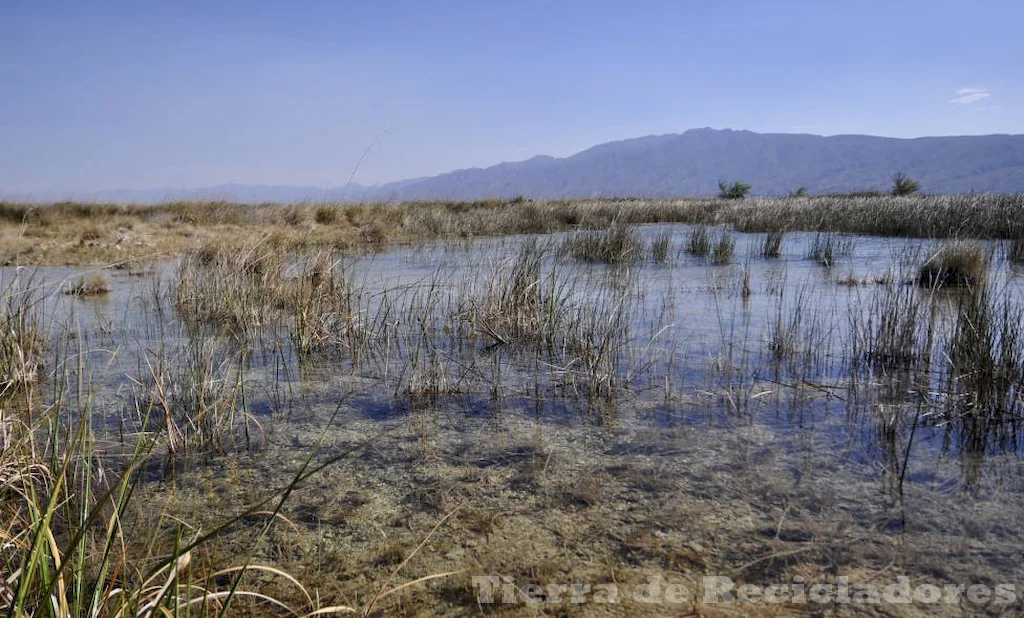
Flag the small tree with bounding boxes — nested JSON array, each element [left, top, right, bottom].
[[891, 172, 920, 196], [717, 180, 752, 200]]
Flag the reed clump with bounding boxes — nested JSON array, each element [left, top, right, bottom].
[[561, 221, 644, 264], [852, 282, 936, 371], [134, 339, 257, 456], [917, 242, 988, 289], [686, 226, 711, 256], [944, 285, 1024, 426], [650, 232, 671, 262], [1010, 237, 1024, 263], [711, 233, 735, 265], [808, 233, 854, 267], [175, 243, 289, 336], [314, 205, 340, 225], [64, 273, 111, 296], [759, 231, 784, 258], [472, 240, 571, 347], [0, 278, 43, 395]]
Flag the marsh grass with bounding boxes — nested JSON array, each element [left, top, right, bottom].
[[561, 283, 636, 400], [134, 339, 260, 458], [686, 225, 711, 256], [711, 233, 735, 265], [1009, 237, 1024, 263], [758, 231, 784, 259], [918, 241, 989, 289], [852, 281, 937, 372], [0, 276, 43, 396], [766, 283, 804, 362], [314, 205, 340, 225], [175, 242, 290, 337], [471, 240, 570, 347], [650, 232, 671, 262], [944, 284, 1024, 443], [560, 221, 644, 263], [5, 194, 1024, 266], [808, 233, 854, 267], [64, 273, 111, 296], [0, 313, 349, 618]]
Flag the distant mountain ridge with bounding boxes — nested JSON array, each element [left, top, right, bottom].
[[11, 129, 1024, 203], [368, 129, 1024, 200]]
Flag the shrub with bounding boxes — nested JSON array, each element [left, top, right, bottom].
[[717, 180, 752, 200], [892, 172, 921, 196]]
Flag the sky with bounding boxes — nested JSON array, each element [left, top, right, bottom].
[[2, 0, 1023, 195]]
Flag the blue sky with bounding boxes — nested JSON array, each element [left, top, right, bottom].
[[2, 0, 1022, 194]]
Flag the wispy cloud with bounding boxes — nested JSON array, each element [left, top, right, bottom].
[[949, 87, 990, 105]]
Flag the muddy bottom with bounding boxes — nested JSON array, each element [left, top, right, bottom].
[[133, 391, 1023, 617]]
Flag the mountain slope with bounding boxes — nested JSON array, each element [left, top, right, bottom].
[[12, 129, 1024, 203], [364, 128, 1024, 200]]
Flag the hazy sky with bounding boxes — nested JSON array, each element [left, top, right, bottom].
[[3, 0, 1022, 193]]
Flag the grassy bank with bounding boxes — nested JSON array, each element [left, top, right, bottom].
[[2, 194, 1023, 265]]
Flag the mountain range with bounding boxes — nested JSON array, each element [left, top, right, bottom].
[[13, 129, 1024, 203]]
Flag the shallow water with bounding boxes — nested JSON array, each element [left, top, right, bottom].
[[5, 225, 1024, 616]]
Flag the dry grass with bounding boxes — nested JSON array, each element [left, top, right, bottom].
[[560, 221, 645, 263], [2, 194, 1024, 266], [470, 240, 570, 347], [0, 277, 43, 396], [64, 273, 111, 296], [918, 241, 989, 289]]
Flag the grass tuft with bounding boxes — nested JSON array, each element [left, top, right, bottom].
[[711, 233, 735, 265], [759, 231, 784, 259], [808, 233, 854, 267], [64, 273, 111, 296], [650, 232, 671, 262], [917, 242, 988, 289], [561, 221, 644, 264], [686, 226, 711, 257]]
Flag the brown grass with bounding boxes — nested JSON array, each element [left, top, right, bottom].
[[64, 273, 111, 296], [917, 241, 988, 289], [2, 194, 1023, 266]]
